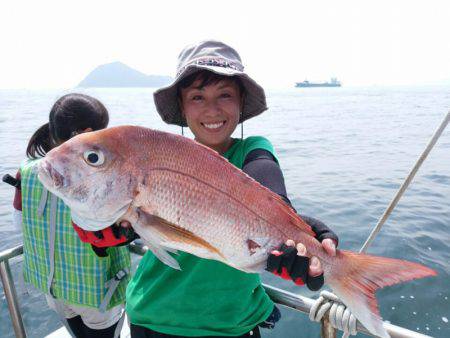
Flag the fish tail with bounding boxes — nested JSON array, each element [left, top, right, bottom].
[[326, 250, 436, 338]]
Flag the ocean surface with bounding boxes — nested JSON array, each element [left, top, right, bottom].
[[0, 86, 449, 337]]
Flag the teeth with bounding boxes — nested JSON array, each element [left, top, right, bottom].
[[203, 122, 224, 129]]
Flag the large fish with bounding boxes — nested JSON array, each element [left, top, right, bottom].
[[37, 125, 436, 338]]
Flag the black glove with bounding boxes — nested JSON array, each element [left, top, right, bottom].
[[110, 224, 140, 246], [91, 245, 109, 257], [266, 243, 324, 291], [89, 224, 140, 257], [300, 215, 339, 245]]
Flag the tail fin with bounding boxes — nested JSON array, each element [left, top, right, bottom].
[[326, 250, 436, 338]]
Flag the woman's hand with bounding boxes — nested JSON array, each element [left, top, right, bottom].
[[266, 238, 336, 291], [321, 238, 337, 255]]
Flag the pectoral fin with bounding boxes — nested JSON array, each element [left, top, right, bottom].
[[135, 207, 224, 261], [161, 246, 179, 255], [133, 219, 181, 270]]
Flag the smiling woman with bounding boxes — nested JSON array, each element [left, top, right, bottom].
[[178, 71, 244, 154], [121, 40, 340, 338]]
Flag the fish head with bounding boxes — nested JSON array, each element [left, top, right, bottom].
[[37, 127, 138, 231]]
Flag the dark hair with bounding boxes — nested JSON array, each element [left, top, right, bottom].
[[26, 93, 109, 159], [177, 70, 245, 98]]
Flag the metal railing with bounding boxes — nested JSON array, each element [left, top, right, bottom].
[[0, 245, 25, 338], [1, 243, 431, 338]]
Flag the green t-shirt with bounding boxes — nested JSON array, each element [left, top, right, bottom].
[[126, 136, 277, 336]]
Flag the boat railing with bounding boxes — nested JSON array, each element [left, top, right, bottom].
[[1, 243, 431, 338]]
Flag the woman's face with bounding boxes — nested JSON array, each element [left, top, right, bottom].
[[180, 78, 242, 154], [52, 127, 94, 147]]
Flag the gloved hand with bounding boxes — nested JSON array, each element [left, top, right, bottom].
[[72, 221, 139, 257], [266, 240, 328, 291]]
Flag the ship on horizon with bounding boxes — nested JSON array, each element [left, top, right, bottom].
[[296, 77, 341, 88]]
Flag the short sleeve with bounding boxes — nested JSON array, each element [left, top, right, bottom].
[[242, 136, 278, 163]]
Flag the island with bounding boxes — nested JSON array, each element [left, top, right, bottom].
[[78, 62, 172, 88]]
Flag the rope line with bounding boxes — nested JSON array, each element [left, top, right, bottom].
[[360, 111, 450, 253], [309, 291, 357, 338], [309, 111, 449, 337]]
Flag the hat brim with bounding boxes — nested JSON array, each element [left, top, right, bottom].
[[154, 64, 268, 127]]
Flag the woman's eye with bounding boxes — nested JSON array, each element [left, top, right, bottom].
[[192, 95, 203, 101], [221, 93, 232, 98], [83, 150, 105, 166]]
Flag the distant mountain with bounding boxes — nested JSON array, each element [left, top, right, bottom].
[[78, 62, 172, 88]]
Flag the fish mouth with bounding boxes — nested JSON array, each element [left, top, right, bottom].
[[39, 161, 67, 189]]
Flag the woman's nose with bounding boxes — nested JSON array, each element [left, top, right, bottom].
[[203, 99, 221, 115]]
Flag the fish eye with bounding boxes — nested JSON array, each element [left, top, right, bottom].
[[83, 150, 105, 166]]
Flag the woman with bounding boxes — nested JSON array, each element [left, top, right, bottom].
[[125, 40, 338, 337]]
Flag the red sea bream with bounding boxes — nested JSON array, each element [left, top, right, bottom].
[[37, 126, 436, 338]]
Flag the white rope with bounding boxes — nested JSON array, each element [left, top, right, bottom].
[[309, 291, 357, 338]]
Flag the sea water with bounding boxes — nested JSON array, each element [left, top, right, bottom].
[[0, 86, 449, 337]]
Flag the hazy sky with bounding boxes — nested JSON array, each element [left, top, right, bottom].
[[1, 0, 450, 89]]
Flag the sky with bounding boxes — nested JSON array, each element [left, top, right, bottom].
[[1, 0, 450, 89]]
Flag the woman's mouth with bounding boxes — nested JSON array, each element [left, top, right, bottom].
[[201, 121, 226, 130]]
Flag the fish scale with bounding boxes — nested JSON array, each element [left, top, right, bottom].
[[140, 169, 282, 266], [38, 125, 437, 338]]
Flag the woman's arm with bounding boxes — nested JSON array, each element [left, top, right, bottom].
[[242, 149, 338, 244], [242, 148, 338, 290]]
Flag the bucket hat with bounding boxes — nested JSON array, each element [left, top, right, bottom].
[[154, 40, 268, 127]]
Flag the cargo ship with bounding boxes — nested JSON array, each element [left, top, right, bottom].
[[296, 77, 341, 88]]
